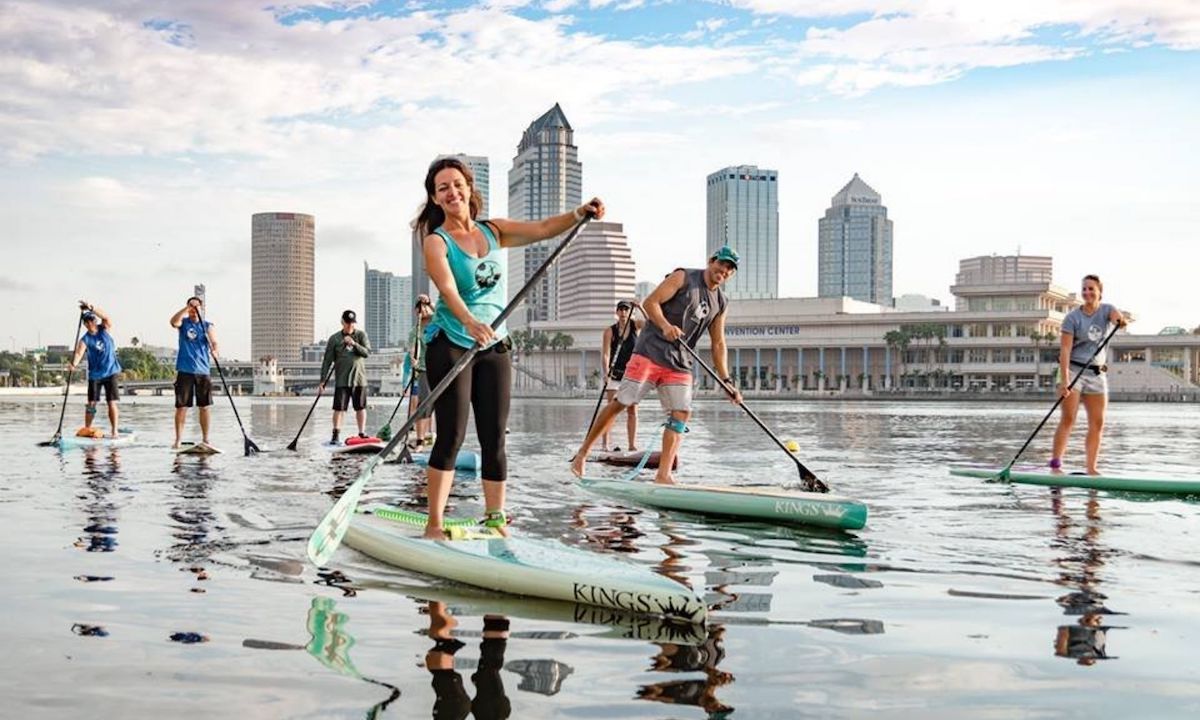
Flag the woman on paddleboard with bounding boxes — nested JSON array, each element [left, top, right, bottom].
[[1049, 274, 1128, 475], [415, 156, 604, 540]]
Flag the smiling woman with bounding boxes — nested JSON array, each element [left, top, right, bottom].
[[413, 156, 604, 541]]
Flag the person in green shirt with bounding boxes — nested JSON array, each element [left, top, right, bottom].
[[319, 309, 371, 444], [407, 294, 435, 449]]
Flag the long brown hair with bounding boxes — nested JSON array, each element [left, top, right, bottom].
[[414, 157, 482, 238]]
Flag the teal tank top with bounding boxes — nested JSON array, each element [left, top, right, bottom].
[[425, 221, 507, 349]]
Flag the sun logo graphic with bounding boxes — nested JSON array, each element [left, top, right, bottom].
[[475, 260, 501, 290], [1088, 324, 1103, 342], [187, 328, 199, 341], [95, 341, 105, 352], [692, 298, 710, 322]]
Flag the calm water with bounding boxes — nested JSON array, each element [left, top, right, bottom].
[[2, 395, 1199, 718]]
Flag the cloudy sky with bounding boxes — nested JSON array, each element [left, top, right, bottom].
[[2, 0, 1197, 358]]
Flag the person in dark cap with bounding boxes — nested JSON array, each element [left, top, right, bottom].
[[572, 246, 742, 483], [67, 301, 122, 438], [319, 309, 371, 444]]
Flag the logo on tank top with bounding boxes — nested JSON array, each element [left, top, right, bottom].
[[187, 327, 198, 341], [94, 340, 105, 352], [475, 260, 501, 289], [1087, 324, 1103, 343], [693, 297, 710, 322]]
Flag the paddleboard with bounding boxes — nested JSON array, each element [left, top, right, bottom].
[[389, 450, 481, 472], [345, 507, 707, 623], [57, 430, 137, 448], [176, 441, 221, 455], [589, 450, 675, 470], [950, 465, 1200, 495], [326, 440, 386, 455], [579, 479, 868, 530]]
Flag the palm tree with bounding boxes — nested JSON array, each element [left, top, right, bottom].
[[883, 328, 911, 389]]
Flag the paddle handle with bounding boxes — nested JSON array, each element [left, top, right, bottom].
[[1001, 323, 1121, 471]]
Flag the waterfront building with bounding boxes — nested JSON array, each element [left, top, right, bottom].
[[706, 165, 778, 299], [818, 174, 893, 305], [364, 262, 412, 350], [894, 294, 948, 312], [507, 103, 582, 324], [635, 280, 655, 300], [300, 342, 326, 363], [251, 212, 314, 362], [558, 221, 637, 320]]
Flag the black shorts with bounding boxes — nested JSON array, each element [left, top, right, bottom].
[[333, 386, 367, 411], [87, 374, 120, 403], [175, 372, 213, 408]]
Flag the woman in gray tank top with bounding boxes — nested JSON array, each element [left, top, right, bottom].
[[1049, 274, 1128, 475]]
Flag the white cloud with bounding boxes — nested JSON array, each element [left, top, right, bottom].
[[69, 176, 150, 209], [543, 0, 579, 11]]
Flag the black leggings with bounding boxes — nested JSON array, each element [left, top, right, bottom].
[[425, 333, 511, 481]]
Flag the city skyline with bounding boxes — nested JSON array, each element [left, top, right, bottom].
[[363, 262, 412, 351], [2, 2, 1197, 357], [818, 173, 893, 305]]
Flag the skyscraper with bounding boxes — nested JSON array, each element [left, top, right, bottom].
[[558, 221, 637, 320], [706, 165, 778, 299], [507, 103, 582, 324], [364, 262, 412, 349], [818, 173, 893, 306], [251, 212, 314, 361], [412, 153, 491, 307]]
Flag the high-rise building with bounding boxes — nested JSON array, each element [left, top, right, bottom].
[[635, 280, 655, 300], [706, 165, 778, 299], [412, 154, 491, 306], [193, 284, 206, 307], [507, 103, 582, 324], [364, 262, 412, 349], [818, 173, 893, 306], [558, 221, 637, 320], [251, 212, 314, 362]]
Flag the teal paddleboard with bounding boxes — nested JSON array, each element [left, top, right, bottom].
[[579, 479, 868, 530], [950, 465, 1200, 495], [344, 507, 707, 623]]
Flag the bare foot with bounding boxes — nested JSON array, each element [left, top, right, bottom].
[[172, 441, 181, 449], [422, 525, 447, 540], [1087, 468, 1101, 476], [653, 473, 676, 485], [570, 453, 586, 478]]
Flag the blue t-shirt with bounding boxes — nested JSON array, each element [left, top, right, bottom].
[[1062, 303, 1116, 365], [176, 318, 212, 374], [82, 324, 122, 380], [425, 222, 508, 350]]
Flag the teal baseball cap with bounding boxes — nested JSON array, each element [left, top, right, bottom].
[[710, 245, 740, 268]]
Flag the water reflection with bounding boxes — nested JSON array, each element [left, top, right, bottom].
[[425, 600, 512, 719], [638, 624, 734, 718], [163, 456, 233, 586], [1050, 489, 1125, 664], [75, 447, 123, 553]]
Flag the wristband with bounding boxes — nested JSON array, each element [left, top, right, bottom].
[[573, 207, 585, 221]]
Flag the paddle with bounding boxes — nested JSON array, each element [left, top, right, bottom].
[[582, 309, 636, 449], [990, 323, 1121, 481], [39, 305, 87, 447], [196, 307, 262, 456], [378, 352, 417, 440], [286, 364, 336, 451], [677, 341, 830, 493], [307, 214, 594, 566]]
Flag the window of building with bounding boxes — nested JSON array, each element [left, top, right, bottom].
[[968, 323, 989, 338], [993, 324, 1013, 337], [992, 349, 1011, 363], [1015, 348, 1035, 363], [968, 349, 988, 363]]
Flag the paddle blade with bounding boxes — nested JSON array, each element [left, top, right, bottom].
[[377, 424, 391, 442], [245, 437, 261, 456], [38, 434, 61, 448], [286, 439, 299, 451], [308, 473, 368, 565], [988, 466, 1013, 483]]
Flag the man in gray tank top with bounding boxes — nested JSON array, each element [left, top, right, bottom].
[[571, 247, 744, 483]]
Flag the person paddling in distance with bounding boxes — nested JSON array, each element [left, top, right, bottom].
[[68, 302, 123, 438], [571, 247, 743, 484], [416, 155, 605, 540], [319, 310, 371, 444], [1049, 274, 1128, 475], [169, 297, 218, 449], [600, 299, 642, 452], [407, 294, 435, 449]]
